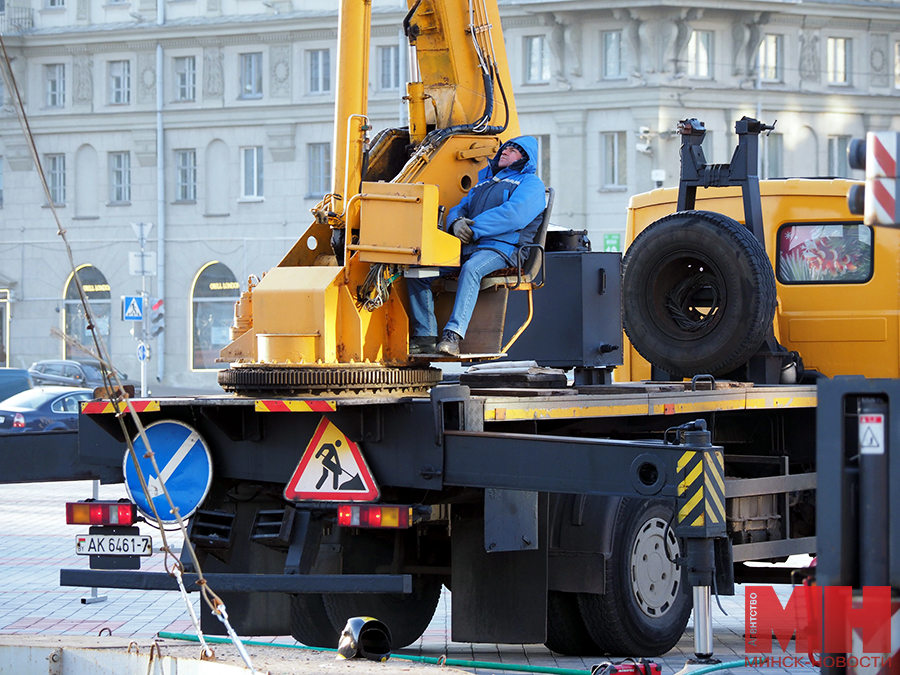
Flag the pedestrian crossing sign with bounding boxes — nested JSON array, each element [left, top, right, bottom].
[[123, 296, 143, 321], [284, 417, 380, 501]]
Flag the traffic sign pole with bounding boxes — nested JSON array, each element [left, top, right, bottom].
[[131, 222, 153, 397]]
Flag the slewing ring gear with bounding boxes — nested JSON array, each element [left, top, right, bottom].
[[218, 363, 443, 396]]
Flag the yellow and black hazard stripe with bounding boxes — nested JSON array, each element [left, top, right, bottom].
[[677, 448, 725, 530]]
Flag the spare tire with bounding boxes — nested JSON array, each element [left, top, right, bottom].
[[622, 210, 776, 378]]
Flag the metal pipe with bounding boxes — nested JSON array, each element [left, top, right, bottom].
[[693, 585, 713, 658], [155, 31, 166, 385]]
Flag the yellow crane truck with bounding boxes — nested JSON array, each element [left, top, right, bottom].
[[21, 0, 888, 662]]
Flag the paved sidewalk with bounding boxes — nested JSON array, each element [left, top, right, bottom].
[[0, 481, 814, 675]]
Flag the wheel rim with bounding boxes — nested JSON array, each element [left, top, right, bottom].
[[629, 516, 681, 618], [647, 252, 726, 340]]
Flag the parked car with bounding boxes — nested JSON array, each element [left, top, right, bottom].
[[0, 386, 95, 433], [0, 368, 34, 401], [28, 359, 132, 389]]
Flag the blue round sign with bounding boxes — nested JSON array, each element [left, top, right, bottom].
[[123, 420, 213, 524]]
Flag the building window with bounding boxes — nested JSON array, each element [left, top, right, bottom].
[[687, 30, 713, 79], [44, 64, 65, 108], [895, 41, 900, 89], [108, 61, 131, 104], [46, 154, 66, 205], [46, 0, 64, 7], [240, 52, 262, 99], [601, 132, 626, 188], [602, 31, 625, 80], [308, 142, 331, 196], [525, 36, 550, 84], [191, 262, 240, 370], [762, 133, 783, 179], [758, 34, 783, 82], [379, 45, 400, 91], [63, 265, 111, 359], [308, 49, 330, 94], [174, 56, 196, 101], [536, 134, 551, 184], [109, 151, 131, 203], [828, 136, 850, 177], [241, 146, 263, 198], [175, 149, 196, 201], [826, 37, 850, 85]]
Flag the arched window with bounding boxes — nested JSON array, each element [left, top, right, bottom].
[[63, 265, 111, 359], [191, 261, 240, 370]]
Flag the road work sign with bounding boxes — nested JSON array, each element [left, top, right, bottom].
[[284, 417, 379, 501]]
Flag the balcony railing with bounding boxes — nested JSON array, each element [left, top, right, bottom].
[[0, 7, 34, 34]]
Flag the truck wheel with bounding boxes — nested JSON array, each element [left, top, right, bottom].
[[289, 593, 341, 648], [622, 210, 776, 378], [577, 499, 690, 656], [322, 577, 441, 649], [545, 591, 602, 656]]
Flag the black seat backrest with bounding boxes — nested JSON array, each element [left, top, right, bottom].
[[519, 187, 554, 281]]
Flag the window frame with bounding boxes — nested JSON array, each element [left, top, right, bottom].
[[758, 34, 783, 83], [44, 63, 65, 108], [776, 221, 872, 285], [174, 56, 196, 102], [307, 142, 331, 197], [761, 132, 783, 180], [46, 153, 66, 205], [378, 45, 400, 91], [602, 30, 625, 80], [308, 49, 331, 94], [826, 36, 851, 85], [524, 35, 550, 84], [108, 151, 131, 204], [108, 60, 131, 105], [175, 148, 197, 202], [240, 146, 263, 199], [686, 30, 714, 79], [601, 131, 627, 189], [239, 52, 263, 99]]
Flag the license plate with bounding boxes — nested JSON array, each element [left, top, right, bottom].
[[76, 533, 152, 556]]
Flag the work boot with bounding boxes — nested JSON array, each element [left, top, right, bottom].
[[437, 330, 462, 356], [409, 336, 437, 355]]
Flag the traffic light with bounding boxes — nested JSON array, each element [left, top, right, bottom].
[[149, 298, 165, 338]]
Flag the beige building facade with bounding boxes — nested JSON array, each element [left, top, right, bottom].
[[0, 0, 895, 389]]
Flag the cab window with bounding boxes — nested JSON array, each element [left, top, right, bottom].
[[776, 222, 872, 284]]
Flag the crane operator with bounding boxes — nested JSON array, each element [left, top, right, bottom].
[[407, 135, 547, 357]]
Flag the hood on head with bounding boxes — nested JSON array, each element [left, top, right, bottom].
[[491, 135, 539, 175]]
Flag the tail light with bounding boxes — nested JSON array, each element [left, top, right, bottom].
[[66, 500, 138, 526], [12, 413, 25, 428], [337, 504, 412, 529]]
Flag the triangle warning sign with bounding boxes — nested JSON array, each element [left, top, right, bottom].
[[284, 417, 380, 501], [125, 297, 142, 319]]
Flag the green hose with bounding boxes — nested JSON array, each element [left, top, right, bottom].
[[158, 631, 751, 675], [157, 631, 590, 674]]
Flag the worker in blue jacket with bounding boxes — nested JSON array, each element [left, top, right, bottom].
[[407, 135, 546, 356]]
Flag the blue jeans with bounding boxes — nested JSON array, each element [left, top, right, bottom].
[[406, 249, 507, 339]]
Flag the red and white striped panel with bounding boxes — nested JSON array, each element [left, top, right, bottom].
[[865, 132, 900, 226], [849, 599, 900, 675]]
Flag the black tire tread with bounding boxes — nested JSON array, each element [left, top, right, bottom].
[[544, 591, 603, 656], [577, 500, 691, 656], [289, 593, 341, 648], [622, 210, 777, 377]]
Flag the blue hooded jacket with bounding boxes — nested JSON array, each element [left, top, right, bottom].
[[446, 135, 546, 265]]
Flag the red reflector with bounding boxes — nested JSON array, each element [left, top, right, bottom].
[[66, 501, 137, 525], [335, 504, 412, 529]]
